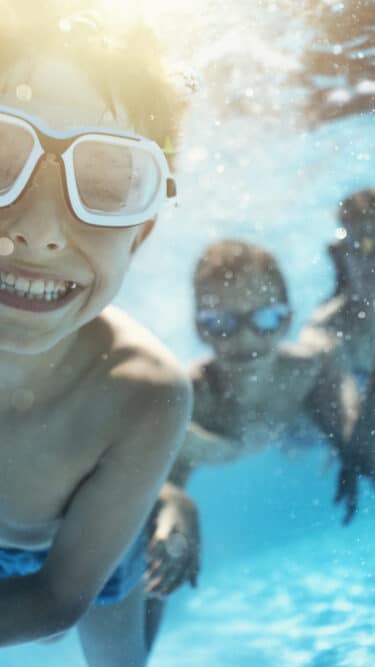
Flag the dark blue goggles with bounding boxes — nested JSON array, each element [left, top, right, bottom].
[[196, 303, 291, 338]]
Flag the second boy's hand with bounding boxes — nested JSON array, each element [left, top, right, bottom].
[[146, 482, 200, 597]]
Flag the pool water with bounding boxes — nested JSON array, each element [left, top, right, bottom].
[[3, 3, 375, 665]]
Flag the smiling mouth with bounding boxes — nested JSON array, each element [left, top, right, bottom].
[[0, 268, 83, 313]]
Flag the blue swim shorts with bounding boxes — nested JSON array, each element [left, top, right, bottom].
[[0, 530, 146, 606]]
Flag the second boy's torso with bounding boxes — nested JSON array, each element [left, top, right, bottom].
[[169, 334, 335, 485]]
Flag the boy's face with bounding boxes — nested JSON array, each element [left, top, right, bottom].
[[0, 57, 153, 353], [196, 268, 290, 364]]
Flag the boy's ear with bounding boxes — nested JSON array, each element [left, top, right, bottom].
[[131, 219, 156, 254]]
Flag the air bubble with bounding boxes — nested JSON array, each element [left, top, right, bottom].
[[16, 84, 32, 102], [0, 238, 14, 256], [335, 227, 347, 240]]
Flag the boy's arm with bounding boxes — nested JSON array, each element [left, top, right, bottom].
[[0, 375, 191, 646], [168, 421, 239, 487]]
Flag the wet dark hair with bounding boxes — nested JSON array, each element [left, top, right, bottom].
[[339, 189, 375, 228], [194, 239, 288, 302]]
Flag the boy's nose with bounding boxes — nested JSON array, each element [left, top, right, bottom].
[[8, 216, 67, 254], [6, 157, 69, 255]]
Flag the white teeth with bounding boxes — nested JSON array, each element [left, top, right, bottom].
[[45, 280, 55, 292], [5, 273, 16, 287], [0, 271, 79, 302], [29, 279, 45, 296], [15, 277, 30, 293]]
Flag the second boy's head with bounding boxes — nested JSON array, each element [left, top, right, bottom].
[[0, 2, 184, 353], [194, 240, 291, 364]]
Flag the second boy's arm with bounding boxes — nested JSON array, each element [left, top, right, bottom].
[[0, 375, 191, 646]]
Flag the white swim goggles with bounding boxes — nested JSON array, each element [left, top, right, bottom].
[[0, 105, 177, 228]]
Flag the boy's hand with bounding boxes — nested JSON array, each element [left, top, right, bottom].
[[145, 483, 200, 597]]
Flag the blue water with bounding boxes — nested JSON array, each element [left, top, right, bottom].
[[4, 4, 375, 666]]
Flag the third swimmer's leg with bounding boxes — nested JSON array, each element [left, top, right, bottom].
[[78, 582, 146, 667]]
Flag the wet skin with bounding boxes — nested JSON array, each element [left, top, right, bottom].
[[0, 55, 191, 647]]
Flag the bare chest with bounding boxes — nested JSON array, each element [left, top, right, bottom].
[[0, 398, 114, 546]]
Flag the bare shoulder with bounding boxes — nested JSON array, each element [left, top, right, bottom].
[[96, 305, 190, 386], [81, 306, 192, 444]]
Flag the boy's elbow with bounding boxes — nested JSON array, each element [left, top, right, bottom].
[[37, 577, 90, 635], [45, 595, 87, 635]]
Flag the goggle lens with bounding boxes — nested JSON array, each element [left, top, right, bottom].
[[0, 120, 34, 194], [250, 303, 290, 332], [73, 140, 160, 215], [196, 303, 290, 339], [196, 310, 238, 337]]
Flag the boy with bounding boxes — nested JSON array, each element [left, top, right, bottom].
[[0, 4, 191, 666], [145, 240, 358, 648], [309, 189, 375, 384]]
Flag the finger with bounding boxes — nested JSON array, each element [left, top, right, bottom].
[[163, 557, 194, 594], [151, 558, 190, 596], [147, 551, 177, 578], [145, 574, 164, 593], [146, 557, 179, 590], [147, 539, 167, 562], [162, 570, 189, 595], [145, 557, 164, 577], [149, 559, 185, 592]]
